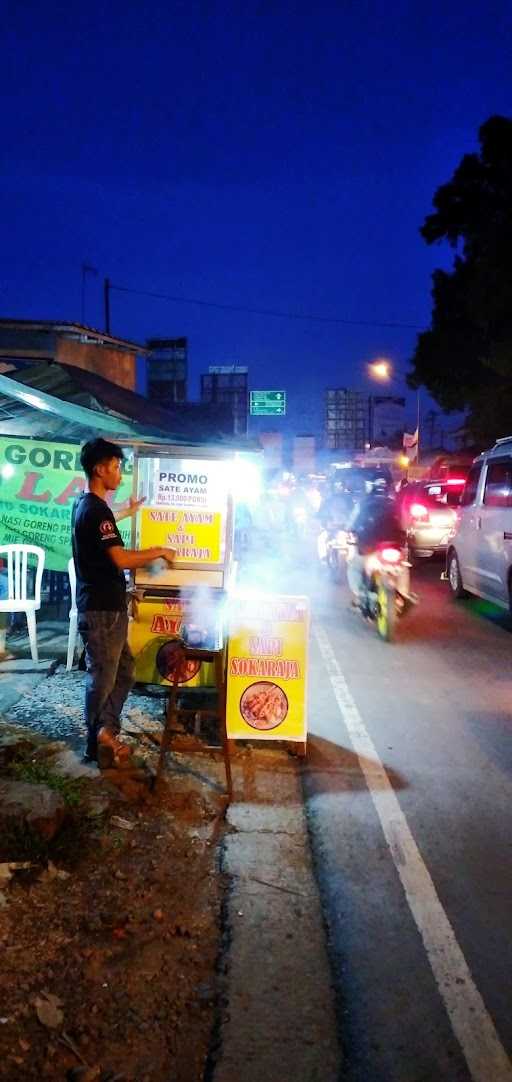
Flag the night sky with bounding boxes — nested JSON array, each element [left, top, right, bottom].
[[2, 1, 511, 437]]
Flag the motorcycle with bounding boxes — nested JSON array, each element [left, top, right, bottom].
[[290, 502, 309, 540], [325, 528, 349, 583], [346, 537, 417, 642]]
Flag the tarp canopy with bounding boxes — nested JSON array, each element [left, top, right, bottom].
[[0, 361, 257, 572], [0, 359, 239, 445]]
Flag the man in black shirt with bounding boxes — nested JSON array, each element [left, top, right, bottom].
[[346, 479, 406, 602], [72, 438, 175, 764]]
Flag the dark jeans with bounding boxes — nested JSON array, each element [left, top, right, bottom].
[[78, 610, 135, 757]]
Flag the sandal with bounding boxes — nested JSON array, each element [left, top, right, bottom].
[[97, 728, 132, 770]]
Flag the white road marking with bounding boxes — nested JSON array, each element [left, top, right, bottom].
[[314, 622, 512, 1082]]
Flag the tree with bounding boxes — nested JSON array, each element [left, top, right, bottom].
[[408, 115, 512, 445]]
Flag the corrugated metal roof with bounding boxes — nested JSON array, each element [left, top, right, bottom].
[[0, 317, 147, 353], [0, 359, 247, 448]]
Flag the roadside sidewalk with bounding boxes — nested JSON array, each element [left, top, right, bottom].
[[0, 625, 342, 1081], [212, 749, 340, 1082]]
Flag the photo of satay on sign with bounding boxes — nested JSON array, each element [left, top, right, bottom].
[[239, 681, 289, 730]]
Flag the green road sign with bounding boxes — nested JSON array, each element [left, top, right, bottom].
[[250, 390, 286, 416]]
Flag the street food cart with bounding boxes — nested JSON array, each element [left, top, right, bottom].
[[127, 443, 310, 793], [128, 444, 237, 795]]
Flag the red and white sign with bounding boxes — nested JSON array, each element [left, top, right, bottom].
[[403, 429, 419, 461]]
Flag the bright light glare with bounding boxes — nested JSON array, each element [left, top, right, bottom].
[[369, 360, 391, 380], [20, 391, 51, 411], [410, 503, 429, 519], [307, 487, 322, 512], [231, 456, 262, 506], [446, 478, 466, 486], [1, 464, 15, 479], [379, 546, 401, 563]]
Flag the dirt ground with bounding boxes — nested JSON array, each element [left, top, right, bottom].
[[0, 734, 230, 1082]]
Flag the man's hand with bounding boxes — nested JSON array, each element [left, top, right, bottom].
[[108, 544, 176, 572], [129, 495, 146, 512], [158, 547, 176, 565], [129, 495, 146, 514], [114, 495, 146, 522]]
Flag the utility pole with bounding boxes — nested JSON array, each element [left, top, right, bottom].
[[103, 277, 111, 335], [416, 388, 421, 465]]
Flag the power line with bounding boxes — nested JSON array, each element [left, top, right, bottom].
[[110, 281, 422, 331]]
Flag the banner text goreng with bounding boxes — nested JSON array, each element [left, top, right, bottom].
[[0, 438, 133, 572]]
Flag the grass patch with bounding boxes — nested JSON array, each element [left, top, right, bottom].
[[8, 759, 85, 808]]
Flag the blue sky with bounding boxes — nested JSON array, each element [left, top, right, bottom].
[[1, 0, 511, 435]]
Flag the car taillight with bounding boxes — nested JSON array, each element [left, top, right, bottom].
[[446, 478, 466, 486], [378, 546, 402, 564], [410, 502, 429, 521]]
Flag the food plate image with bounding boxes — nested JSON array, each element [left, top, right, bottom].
[[156, 640, 201, 684], [239, 681, 289, 730]]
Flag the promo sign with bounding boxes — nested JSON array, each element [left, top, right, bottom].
[[138, 457, 229, 566], [226, 594, 309, 742], [0, 437, 133, 572]]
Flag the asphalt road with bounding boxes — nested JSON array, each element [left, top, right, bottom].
[[302, 555, 512, 1082]]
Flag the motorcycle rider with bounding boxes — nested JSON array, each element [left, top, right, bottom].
[[346, 476, 407, 606], [317, 476, 355, 561]]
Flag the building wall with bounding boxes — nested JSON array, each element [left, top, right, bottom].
[[55, 337, 136, 390], [201, 370, 248, 436], [259, 431, 283, 469], [0, 326, 57, 358], [146, 338, 187, 406], [325, 389, 369, 451], [293, 435, 316, 474]]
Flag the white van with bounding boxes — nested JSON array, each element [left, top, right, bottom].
[[447, 437, 512, 610]]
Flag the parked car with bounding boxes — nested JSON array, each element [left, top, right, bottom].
[[446, 437, 512, 611], [425, 457, 472, 485], [397, 481, 459, 560], [423, 476, 467, 505], [330, 464, 394, 499]]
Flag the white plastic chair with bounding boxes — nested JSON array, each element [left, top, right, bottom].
[[67, 558, 78, 671], [0, 544, 45, 663]]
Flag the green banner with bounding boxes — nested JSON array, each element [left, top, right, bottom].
[[0, 437, 133, 572]]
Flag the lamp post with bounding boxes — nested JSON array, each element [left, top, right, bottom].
[[367, 359, 420, 464]]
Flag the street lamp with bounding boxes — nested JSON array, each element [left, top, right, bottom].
[[368, 359, 392, 382], [368, 358, 420, 463]]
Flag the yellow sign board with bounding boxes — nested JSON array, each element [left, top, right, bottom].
[[139, 507, 223, 565], [226, 594, 309, 742], [128, 598, 216, 686]]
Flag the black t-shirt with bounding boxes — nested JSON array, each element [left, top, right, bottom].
[[349, 494, 404, 554], [72, 493, 126, 612]]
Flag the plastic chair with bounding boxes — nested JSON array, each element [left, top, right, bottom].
[[67, 558, 78, 671], [0, 544, 45, 663]]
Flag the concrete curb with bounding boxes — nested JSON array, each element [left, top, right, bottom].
[[213, 752, 340, 1082]]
